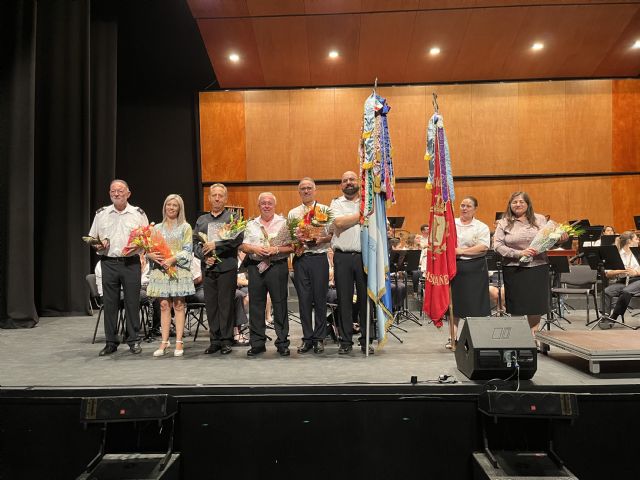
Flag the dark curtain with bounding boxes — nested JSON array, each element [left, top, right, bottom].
[[0, 0, 39, 328], [0, 0, 213, 327], [0, 0, 118, 325]]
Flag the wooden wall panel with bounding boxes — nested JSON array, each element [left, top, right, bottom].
[[244, 90, 291, 180], [564, 80, 612, 173], [517, 81, 567, 174], [289, 89, 336, 177], [199, 79, 640, 234], [199, 91, 247, 183]]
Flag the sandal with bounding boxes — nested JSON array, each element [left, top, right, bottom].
[[153, 341, 170, 357], [174, 340, 184, 357], [445, 338, 452, 350], [234, 332, 249, 346]]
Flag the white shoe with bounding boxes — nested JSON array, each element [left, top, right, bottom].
[[153, 341, 170, 357], [174, 340, 184, 357]]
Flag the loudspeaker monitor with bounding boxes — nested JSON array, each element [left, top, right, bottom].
[[455, 317, 537, 380], [80, 394, 176, 423]]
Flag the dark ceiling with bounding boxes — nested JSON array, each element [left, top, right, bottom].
[[187, 0, 640, 88]]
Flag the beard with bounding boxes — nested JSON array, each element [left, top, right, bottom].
[[342, 185, 359, 196]]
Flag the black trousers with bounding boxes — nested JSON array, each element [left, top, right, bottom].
[[101, 257, 141, 345], [247, 260, 289, 349], [203, 268, 236, 347], [334, 250, 368, 347], [292, 253, 328, 344]]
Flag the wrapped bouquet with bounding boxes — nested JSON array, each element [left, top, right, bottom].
[[122, 224, 177, 277], [287, 204, 333, 252], [207, 214, 247, 241], [255, 222, 294, 273], [519, 221, 584, 263]]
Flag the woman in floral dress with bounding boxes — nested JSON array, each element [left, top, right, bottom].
[[147, 194, 195, 357]]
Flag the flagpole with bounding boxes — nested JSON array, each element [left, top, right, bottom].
[[365, 77, 377, 358], [448, 288, 456, 351]]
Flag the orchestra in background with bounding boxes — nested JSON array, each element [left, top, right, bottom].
[[89, 178, 640, 357]]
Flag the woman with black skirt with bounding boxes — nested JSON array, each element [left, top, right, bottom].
[[448, 196, 491, 349], [493, 191, 567, 337]]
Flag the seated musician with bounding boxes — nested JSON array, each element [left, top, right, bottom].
[[603, 231, 640, 320]]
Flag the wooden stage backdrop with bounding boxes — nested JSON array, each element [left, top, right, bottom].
[[199, 79, 640, 233]]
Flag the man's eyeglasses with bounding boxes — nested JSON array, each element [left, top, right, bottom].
[[110, 190, 127, 195]]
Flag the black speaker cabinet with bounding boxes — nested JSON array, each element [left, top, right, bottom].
[[76, 453, 180, 480], [80, 395, 177, 423], [473, 451, 578, 480], [479, 391, 579, 419], [455, 317, 537, 380]]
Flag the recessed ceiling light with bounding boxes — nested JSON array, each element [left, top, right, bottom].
[[531, 42, 544, 51], [229, 53, 240, 62], [632, 40, 640, 49], [429, 47, 441, 55], [328, 50, 339, 59]]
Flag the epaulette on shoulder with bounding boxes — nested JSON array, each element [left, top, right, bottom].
[[136, 207, 145, 216], [96, 206, 106, 214]]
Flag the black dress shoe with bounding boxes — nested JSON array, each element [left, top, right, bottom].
[[99, 344, 117, 356], [297, 343, 313, 354], [129, 342, 142, 354], [338, 345, 353, 355], [361, 344, 374, 355], [204, 344, 222, 354], [313, 341, 325, 354], [277, 347, 290, 357], [247, 346, 267, 357], [221, 345, 232, 355]]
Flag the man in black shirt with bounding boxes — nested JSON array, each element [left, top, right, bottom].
[[194, 184, 243, 355]]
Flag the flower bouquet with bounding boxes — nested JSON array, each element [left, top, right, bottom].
[[519, 221, 585, 263], [207, 214, 247, 241], [194, 232, 220, 267], [288, 205, 333, 251], [255, 222, 294, 273], [122, 224, 177, 277]]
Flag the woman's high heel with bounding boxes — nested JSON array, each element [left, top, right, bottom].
[[153, 341, 170, 357], [174, 340, 184, 357]]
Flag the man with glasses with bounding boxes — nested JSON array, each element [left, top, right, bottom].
[[288, 177, 332, 354], [89, 179, 149, 356]]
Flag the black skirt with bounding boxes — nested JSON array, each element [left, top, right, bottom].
[[451, 256, 490, 318], [503, 264, 549, 316]]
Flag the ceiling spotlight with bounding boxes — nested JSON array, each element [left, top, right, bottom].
[[229, 53, 240, 62], [632, 40, 640, 49], [429, 47, 441, 55], [328, 50, 339, 59], [531, 42, 544, 51]]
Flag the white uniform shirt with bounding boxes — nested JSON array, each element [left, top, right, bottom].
[[88, 203, 149, 257], [329, 196, 361, 252], [455, 217, 491, 260], [288, 203, 330, 254]]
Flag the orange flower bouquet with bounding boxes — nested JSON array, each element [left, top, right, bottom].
[[122, 224, 177, 277], [287, 205, 333, 255]]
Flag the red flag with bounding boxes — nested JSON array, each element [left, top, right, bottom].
[[423, 133, 457, 327]]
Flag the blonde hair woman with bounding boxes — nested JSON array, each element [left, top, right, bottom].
[[147, 194, 195, 357]]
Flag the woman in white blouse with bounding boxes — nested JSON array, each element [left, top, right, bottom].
[[448, 196, 491, 349], [603, 231, 640, 320]]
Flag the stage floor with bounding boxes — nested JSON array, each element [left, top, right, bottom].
[[3, 304, 640, 390]]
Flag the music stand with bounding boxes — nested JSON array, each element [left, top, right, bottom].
[[485, 250, 505, 316], [541, 255, 571, 330], [568, 219, 590, 228], [388, 217, 405, 240], [393, 249, 422, 326], [578, 226, 603, 249], [584, 246, 636, 330], [600, 235, 618, 246], [387, 250, 409, 343], [633, 215, 640, 230]]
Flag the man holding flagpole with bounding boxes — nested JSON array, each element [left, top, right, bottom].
[[330, 171, 371, 354]]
